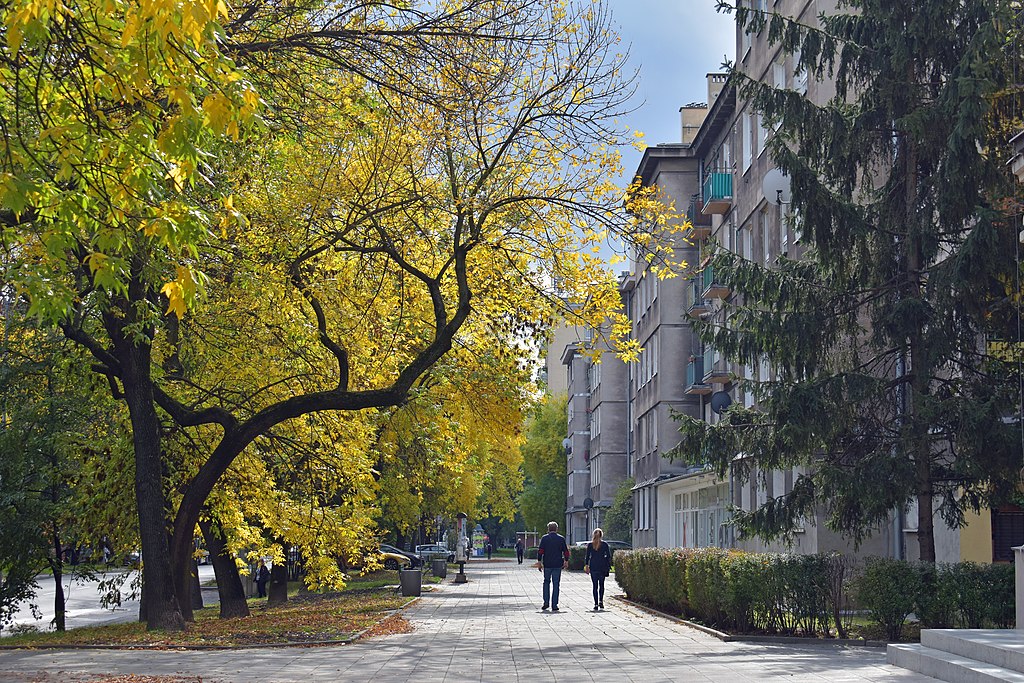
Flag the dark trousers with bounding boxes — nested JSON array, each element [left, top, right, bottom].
[[591, 574, 605, 606], [256, 581, 267, 598], [516, 550, 523, 564]]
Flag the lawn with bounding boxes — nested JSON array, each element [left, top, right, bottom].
[[2, 570, 433, 648]]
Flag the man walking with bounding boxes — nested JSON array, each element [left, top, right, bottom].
[[536, 521, 569, 611]]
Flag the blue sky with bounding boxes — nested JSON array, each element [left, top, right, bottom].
[[607, 0, 736, 182]]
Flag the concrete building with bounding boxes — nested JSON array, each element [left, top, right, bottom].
[[559, 322, 631, 545]]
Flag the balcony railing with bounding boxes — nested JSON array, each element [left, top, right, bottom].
[[687, 278, 710, 318], [701, 172, 733, 214], [702, 347, 732, 384], [687, 197, 712, 239], [686, 357, 712, 395], [701, 264, 731, 300]]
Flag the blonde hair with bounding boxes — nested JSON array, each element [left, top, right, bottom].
[[591, 527, 603, 548]]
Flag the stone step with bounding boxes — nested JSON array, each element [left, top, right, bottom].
[[921, 630, 1024, 674], [888, 643, 1024, 683]]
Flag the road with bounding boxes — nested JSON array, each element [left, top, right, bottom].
[[1, 565, 216, 636]]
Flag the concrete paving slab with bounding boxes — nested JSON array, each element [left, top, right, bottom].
[[0, 558, 942, 682]]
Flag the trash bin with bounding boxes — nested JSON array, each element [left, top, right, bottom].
[[432, 558, 447, 578], [399, 568, 422, 597]]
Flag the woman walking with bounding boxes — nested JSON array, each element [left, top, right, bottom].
[[584, 528, 612, 610]]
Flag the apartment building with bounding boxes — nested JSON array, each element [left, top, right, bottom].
[[557, 322, 631, 544]]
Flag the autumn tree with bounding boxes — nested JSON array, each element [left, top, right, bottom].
[[675, 0, 1023, 561], [519, 394, 568, 533], [1, 0, 666, 631]]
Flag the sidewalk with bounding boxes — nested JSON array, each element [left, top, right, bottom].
[[0, 558, 939, 682]]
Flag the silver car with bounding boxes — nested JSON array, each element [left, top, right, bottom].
[[416, 544, 454, 563]]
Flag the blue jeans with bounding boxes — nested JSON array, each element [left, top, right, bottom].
[[543, 567, 562, 608]]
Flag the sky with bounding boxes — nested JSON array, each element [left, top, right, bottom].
[[606, 0, 736, 182]]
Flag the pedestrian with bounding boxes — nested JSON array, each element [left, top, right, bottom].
[[584, 527, 612, 610], [515, 538, 524, 565], [486, 542, 493, 560], [255, 562, 270, 598], [536, 521, 569, 611]]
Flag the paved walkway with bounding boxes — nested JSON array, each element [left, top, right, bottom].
[[0, 559, 939, 682]]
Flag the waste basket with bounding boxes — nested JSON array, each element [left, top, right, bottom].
[[432, 558, 447, 578], [399, 568, 422, 596]]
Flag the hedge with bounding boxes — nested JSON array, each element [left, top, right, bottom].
[[614, 548, 1015, 638]]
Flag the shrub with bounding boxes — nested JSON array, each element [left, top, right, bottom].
[[982, 563, 1015, 628], [854, 557, 923, 641], [525, 547, 538, 560], [568, 545, 587, 570], [613, 548, 688, 615], [685, 548, 728, 625], [915, 562, 955, 628], [722, 552, 766, 633]]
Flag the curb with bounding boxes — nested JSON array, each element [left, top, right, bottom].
[[0, 596, 420, 651], [612, 596, 886, 648]]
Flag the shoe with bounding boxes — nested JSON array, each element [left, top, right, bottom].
[[599, 602, 604, 609], [594, 604, 599, 611], [542, 604, 549, 610], [551, 606, 559, 612]]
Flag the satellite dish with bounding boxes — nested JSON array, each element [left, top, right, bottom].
[[710, 391, 733, 415], [761, 168, 792, 205], [583, 497, 594, 510]]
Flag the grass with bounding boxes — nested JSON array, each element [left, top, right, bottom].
[[2, 570, 427, 648]]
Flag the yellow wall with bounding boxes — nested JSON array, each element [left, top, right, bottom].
[[959, 508, 992, 563]]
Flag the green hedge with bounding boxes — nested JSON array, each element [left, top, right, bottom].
[[615, 548, 1015, 638], [568, 545, 587, 570], [525, 547, 538, 560]]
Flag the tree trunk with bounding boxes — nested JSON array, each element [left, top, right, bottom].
[[199, 518, 250, 619], [110, 311, 185, 631], [49, 526, 65, 632], [267, 553, 289, 607], [190, 560, 203, 612]]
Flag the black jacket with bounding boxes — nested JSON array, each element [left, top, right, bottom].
[[537, 532, 569, 568], [584, 541, 612, 578]]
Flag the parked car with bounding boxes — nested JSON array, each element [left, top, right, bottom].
[[574, 540, 632, 551], [381, 544, 421, 568], [416, 544, 454, 563], [377, 549, 413, 571]]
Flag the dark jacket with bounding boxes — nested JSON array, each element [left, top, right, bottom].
[[584, 541, 612, 578], [537, 532, 569, 568]]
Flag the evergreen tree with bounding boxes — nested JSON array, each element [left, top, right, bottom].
[[675, 0, 1024, 561]]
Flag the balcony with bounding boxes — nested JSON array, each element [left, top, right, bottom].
[[685, 357, 712, 395], [701, 173, 733, 214], [702, 347, 732, 384], [701, 264, 731, 300], [686, 197, 712, 239], [687, 278, 710, 318]]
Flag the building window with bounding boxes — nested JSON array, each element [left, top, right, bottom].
[[760, 209, 771, 264], [743, 113, 753, 171], [592, 456, 601, 487], [592, 405, 601, 437], [793, 48, 808, 94]]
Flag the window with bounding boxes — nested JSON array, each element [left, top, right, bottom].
[[722, 140, 731, 170], [742, 224, 752, 261], [741, 2, 752, 56], [591, 405, 601, 437], [757, 114, 768, 157], [793, 48, 808, 94], [760, 209, 771, 264], [742, 114, 752, 170], [592, 456, 601, 487], [780, 210, 789, 255]]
